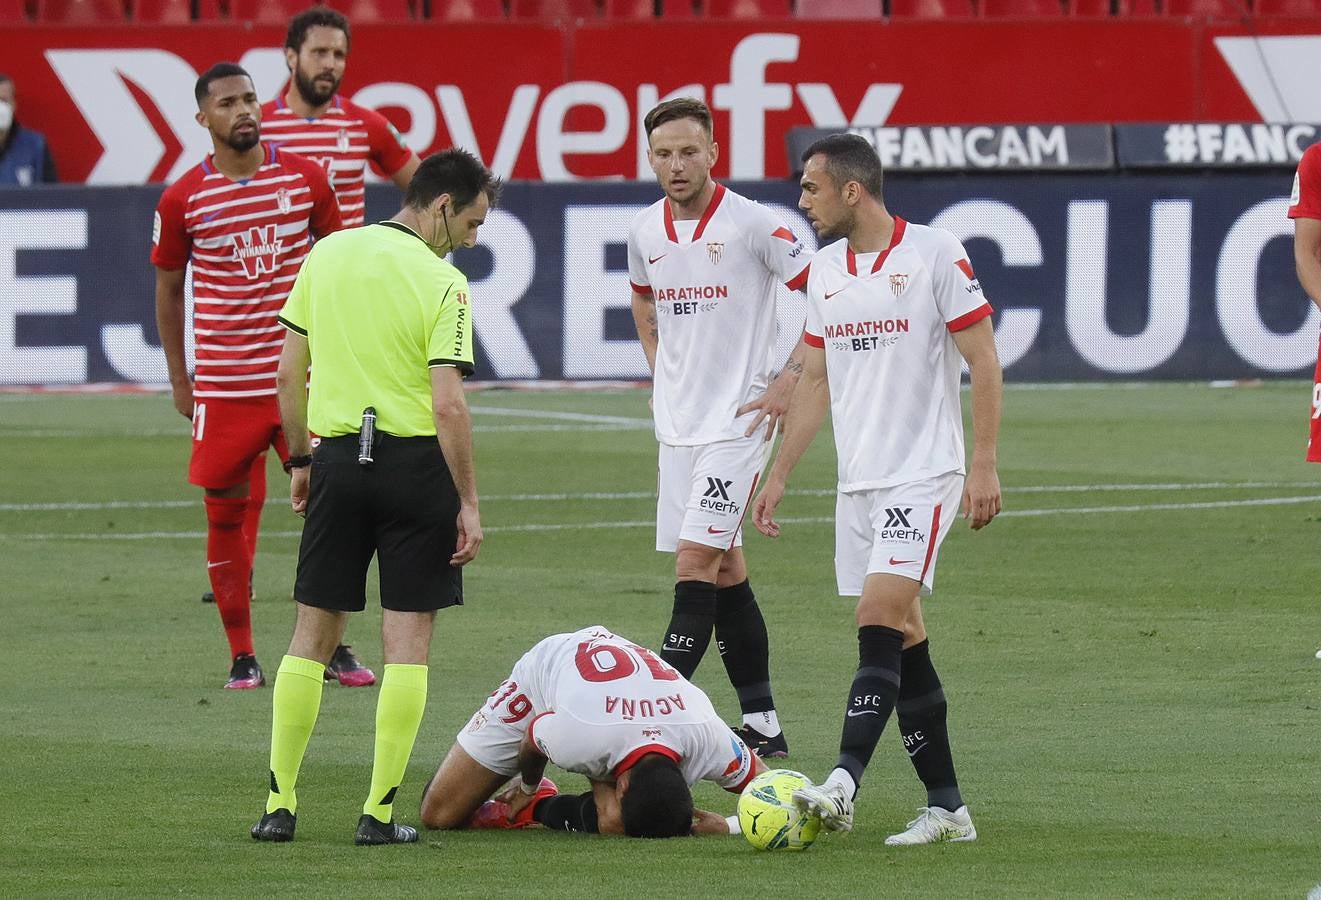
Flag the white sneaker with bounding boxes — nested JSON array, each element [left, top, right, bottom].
[[884, 805, 976, 845], [791, 782, 854, 833]]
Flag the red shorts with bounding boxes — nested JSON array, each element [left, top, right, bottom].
[[188, 396, 289, 489], [1310, 350, 1321, 463]]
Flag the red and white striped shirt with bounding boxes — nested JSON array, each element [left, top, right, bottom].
[[260, 94, 414, 227], [151, 143, 342, 399]]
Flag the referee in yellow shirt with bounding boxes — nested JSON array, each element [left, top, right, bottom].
[[251, 148, 498, 845]]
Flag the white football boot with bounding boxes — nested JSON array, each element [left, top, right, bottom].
[[884, 805, 977, 845], [791, 782, 854, 833]]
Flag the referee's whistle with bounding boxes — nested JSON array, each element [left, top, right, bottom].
[[358, 406, 376, 466]]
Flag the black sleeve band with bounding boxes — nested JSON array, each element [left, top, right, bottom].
[[278, 315, 308, 336], [532, 791, 599, 834], [428, 358, 476, 377]]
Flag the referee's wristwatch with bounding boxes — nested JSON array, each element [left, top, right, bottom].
[[283, 454, 313, 473]]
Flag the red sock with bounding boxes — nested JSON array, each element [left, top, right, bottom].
[[244, 455, 267, 567], [205, 495, 254, 659]]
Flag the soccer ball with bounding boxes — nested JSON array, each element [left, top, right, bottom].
[[737, 769, 822, 851]]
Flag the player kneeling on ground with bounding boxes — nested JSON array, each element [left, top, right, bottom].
[[420, 626, 765, 837]]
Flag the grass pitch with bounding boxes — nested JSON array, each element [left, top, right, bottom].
[[1, 383, 1319, 898]]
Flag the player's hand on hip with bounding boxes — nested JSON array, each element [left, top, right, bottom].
[[171, 379, 195, 420], [737, 385, 789, 441], [289, 468, 310, 517], [752, 478, 785, 538], [962, 465, 1001, 530], [451, 505, 483, 566]]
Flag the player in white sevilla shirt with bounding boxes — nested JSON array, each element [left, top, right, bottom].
[[627, 98, 812, 760], [753, 134, 1003, 845], [419, 627, 765, 837]]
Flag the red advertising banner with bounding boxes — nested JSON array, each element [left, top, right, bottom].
[[5, 20, 1320, 184]]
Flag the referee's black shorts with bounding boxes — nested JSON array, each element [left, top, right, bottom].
[[294, 433, 463, 613]]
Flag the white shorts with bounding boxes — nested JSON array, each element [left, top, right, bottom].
[[656, 429, 773, 553], [834, 472, 963, 598], [454, 635, 561, 777]]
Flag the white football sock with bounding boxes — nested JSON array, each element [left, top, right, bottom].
[[742, 709, 781, 736], [824, 768, 857, 800]]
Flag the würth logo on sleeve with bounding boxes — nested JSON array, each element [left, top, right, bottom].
[[231, 225, 283, 279], [706, 241, 724, 264], [889, 273, 909, 296]]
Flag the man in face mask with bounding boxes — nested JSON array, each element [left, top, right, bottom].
[[0, 74, 58, 186]]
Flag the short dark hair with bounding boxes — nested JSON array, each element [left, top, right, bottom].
[[285, 6, 351, 53], [0, 73, 12, 87], [194, 62, 252, 108], [644, 98, 713, 140], [802, 132, 884, 198], [619, 755, 693, 839], [406, 148, 502, 213]]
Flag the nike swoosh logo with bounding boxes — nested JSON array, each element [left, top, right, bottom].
[[649, 254, 667, 264], [846, 709, 879, 717], [207, 560, 230, 569], [906, 742, 928, 758], [824, 287, 846, 300], [706, 525, 730, 535], [888, 557, 919, 566], [202, 212, 220, 222]]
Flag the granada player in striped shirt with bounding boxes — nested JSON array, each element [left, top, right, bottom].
[[153, 62, 344, 690], [261, 7, 420, 228]]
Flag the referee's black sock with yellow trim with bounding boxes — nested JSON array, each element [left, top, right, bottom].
[[660, 580, 717, 679], [897, 639, 964, 812], [363, 664, 428, 823], [713, 579, 778, 729], [836, 625, 904, 791]]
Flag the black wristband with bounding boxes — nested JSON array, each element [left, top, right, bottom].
[[282, 454, 313, 473]]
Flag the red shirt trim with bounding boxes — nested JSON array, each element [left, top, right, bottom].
[[784, 263, 811, 292], [947, 303, 994, 333], [662, 183, 727, 244], [845, 217, 907, 276], [727, 764, 759, 795], [804, 331, 824, 348], [630, 280, 653, 296], [613, 743, 681, 778], [526, 711, 553, 746]]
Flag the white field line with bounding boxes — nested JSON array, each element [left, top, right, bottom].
[[3, 481, 1319, 513], [0, 404, 653, 440], [4, 493, 1320, 541]]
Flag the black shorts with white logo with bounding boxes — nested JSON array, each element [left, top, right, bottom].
[[294, 433, 463, 613]]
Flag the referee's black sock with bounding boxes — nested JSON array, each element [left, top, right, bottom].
[[660, 580, 717, 679], [897, 639, 964, 812], [713, 579, 776, 720], [532, 792, 599, 833], [836, 625, 904, 790]]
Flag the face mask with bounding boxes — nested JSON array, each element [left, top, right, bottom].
[[0, 101, 13, 132]]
